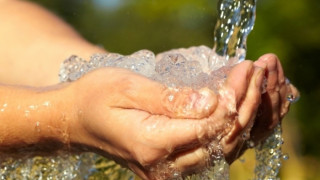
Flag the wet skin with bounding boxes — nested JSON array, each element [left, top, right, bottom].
[[0, 1, 299, 179], [66, 54, 298, 179], [0, 53, 298, 179]]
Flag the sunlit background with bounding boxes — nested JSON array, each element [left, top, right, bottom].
[[29, 0, 320, 179]]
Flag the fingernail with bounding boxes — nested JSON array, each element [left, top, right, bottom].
[[195, 88, 216, 115]]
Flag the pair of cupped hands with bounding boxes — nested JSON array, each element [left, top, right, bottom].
[[66, 53, 298, 179]]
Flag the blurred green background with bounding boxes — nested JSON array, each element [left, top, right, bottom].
[[28, 0, 320, 179]]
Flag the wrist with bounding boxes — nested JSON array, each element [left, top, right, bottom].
[[65, 79, 96, 153], [0, 83, 76, 154], [65, 72, 118, 156], [35, 83, 76, 151]]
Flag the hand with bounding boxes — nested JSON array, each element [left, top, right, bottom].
[[66, 61, 265, 179], [250, 54, 299, 144], [225, 54, 300, 161]]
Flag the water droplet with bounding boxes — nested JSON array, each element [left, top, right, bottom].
[[239, 157, 246, 163], [269, 149, 274, 155], [247, 140, 255, 148], [282, 154, 289, 160], [242, 132, 249, 140], [168, 94, 174, 102], [172, 171, 181, 178], [29, 105, 37, 110], [287, 94, 295, 102], [42, 101, 51, 107], [35, 121, 40, 132], [24, 110, 30, 117]]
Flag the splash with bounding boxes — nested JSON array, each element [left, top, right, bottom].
[[59, 46, 235, 180], [0, 0, 289, 179], [254, 124, 287, 180]]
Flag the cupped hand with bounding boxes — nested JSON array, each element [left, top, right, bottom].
[[224, 54, 300, 162], [66, 61, 267, 179], [250, 54, 299, 144]]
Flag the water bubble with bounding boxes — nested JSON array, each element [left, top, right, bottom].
[[168, 94, 174, 102], [172, 171, 181, 179], [269, 149, 274, 155], [287, 94, 297, 103], [255, 124, 286, 180], [35, 121, 40, 132], [282, 154, 289, 161], [24, 110, 30, 117], [239, 157, 246, 163], [29, 105, 37, 110], [247, 140, 255, 148], [0, 103, 8, 112], [241, 132, 249, 140], [42, 101, 51, 107]]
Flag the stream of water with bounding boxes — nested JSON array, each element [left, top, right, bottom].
[[0, 0, 288, 179]]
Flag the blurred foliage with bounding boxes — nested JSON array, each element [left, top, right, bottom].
[[28, 0, 320, 179], [248, 0, 320, 159]]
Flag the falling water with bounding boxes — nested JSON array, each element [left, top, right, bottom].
[[210, 0, 288, 179], [209, 0, 257, 70], [0, 0, 288, 179]]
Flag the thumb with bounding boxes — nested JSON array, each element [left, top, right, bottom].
[[108, 69, 218, 119]]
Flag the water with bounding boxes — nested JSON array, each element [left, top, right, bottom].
[[254, 124, 287, 180], [0, 0, 289, 179], [209, 0, 257, 70], [0, 153, 96, 180]]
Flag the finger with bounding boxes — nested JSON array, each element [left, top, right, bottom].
[[138, 111, 233, 160], [104, 68, 218, 119], [173, 146, 209, 176], [289, 83, 300, 102], [249, 55, 284, 142], [267, 55, 289, 119], [160, 87, 218, 119], [222, 60, 254, 108], [141, 115, 208, 152], [146, 146, 209, 179], [223, 67, 265, 143], [238, 67, 265, 129], [256, 54, 279, 92], [280, 82, 300, 118], [268, 56, 290, 119], [258, 54, 282, 128], [276, 56, 286, 87]]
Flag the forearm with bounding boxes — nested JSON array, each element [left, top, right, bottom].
[[0, 83, 75, 155], [0, 0, 105, 86]]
